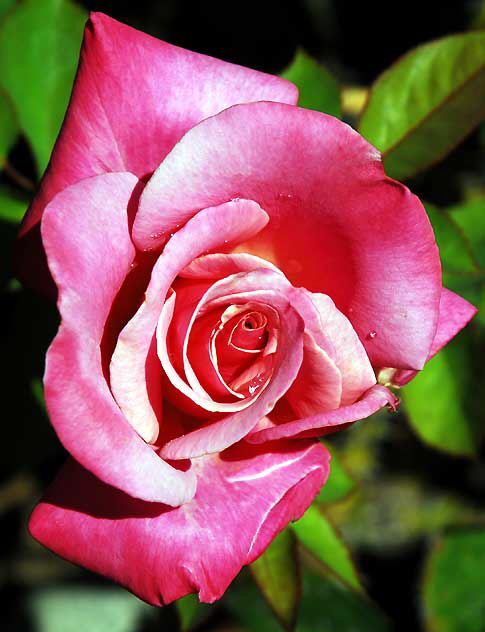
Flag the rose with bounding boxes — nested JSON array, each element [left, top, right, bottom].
[[21, 13, 475, 606]]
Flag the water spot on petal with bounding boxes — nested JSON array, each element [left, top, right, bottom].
[[366, 330, 378, 340]]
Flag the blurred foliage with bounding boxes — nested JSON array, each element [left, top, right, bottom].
[[1, 1, 485, 632], [422, 529, 485, 632], [226, 562, 391, 632], [23, 585, 156, 632]]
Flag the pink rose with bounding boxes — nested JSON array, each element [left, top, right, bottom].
[[22, 14, 475, 606]]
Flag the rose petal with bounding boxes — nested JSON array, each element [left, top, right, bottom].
[[41, 173, 195, 505], [247, 384, 398, 443], [310, 292, 376, 404], [134, 101, 441, 370], [285, 331, 342, 416], [16, 13, 297, 296], [110, 199, 270, 439], [180, 253, 282, 279], [29, 440, 329, 605], [390, 288, 477, 386], [159, 289, 304, 459]]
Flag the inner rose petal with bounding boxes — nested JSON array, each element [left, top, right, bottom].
[[183, 300, 277, 403], [157, 270, 299, 417]]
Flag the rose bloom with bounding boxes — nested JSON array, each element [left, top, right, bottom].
[[19, 14, 475, 606]]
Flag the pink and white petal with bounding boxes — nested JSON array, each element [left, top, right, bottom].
[[158, 270, 292, 413], [160, 300, 305, 459], [109, 333, 162, 444], [390, 288, 477, 386], [134, 102, 441, 370], [285, 332, 342, 416], [17, 13, 297, 296], [180, 253, 282, 279], [310, 292, 376, 404], [110, 199, 269, 428], [41, 173, 195, 504], [29, 440, 328, 605], [247, 384, 398, 443]]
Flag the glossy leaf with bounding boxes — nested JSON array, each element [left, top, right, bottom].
[[281, 49, 341, 118], [0, 0, 87, 175], [422, 529, 485, 632], [359, 32, 485, 180], [403, 336, 477, 456], [250, 528, 300, 630], [291, 505, 361, 591], [315, 444, 355, 504]]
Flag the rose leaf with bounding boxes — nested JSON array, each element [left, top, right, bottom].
[[0, 185, 29, 224], [290, 505, 362, 591], [447, 198, 485, 271], [280, 49, 342, 118], [0, 88, 17, 167], [315, 443, 356, 505], [358, 32, 485, 181], [424, 203, 480, 277], [0, 0, 87, 176], [403, 333, 480, 457], [175, 593, 213, 631], [250, 528, 301, 631]]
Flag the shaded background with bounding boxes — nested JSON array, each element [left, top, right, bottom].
[[1, 1, 485, 631]]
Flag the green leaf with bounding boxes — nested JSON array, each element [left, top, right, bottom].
[[175, 593, 212, 631], [0, 0, 15, 20], [359, 32, 485, 181], [315, 444, 355, 504], [226, 565, 390, 632], [0, 185, 28, 223], [281, 50, 341, 118], [291, 505, 361, 591], [448, 198, 485, 270], [422, 529, 485, 632], [24, 586, 155, 632], [0, 88, 17, 166], [403, 336, 477, 456], [0, 0, 87, 175], [424, 203, 479, 276], [250, 528, 300, 630]]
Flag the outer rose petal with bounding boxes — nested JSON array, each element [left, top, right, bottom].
[[42, 173, 195, 505], [390, 288, 477, 386], [134, 102, 441, 371], [29, 440, 329, 605], [247, 384, 398, 443], [16, 12, 298, 296]]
